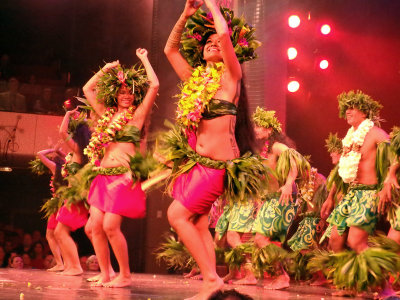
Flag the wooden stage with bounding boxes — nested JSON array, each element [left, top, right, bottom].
[[0, 269, 378, 299]]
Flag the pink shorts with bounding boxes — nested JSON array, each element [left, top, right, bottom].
[[47, 212, 58, 230], [88, 173, 146, 219], [56, 201, 89, 232], [172, 163, 225, 215]]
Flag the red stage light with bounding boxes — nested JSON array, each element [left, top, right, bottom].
[[288, 15, 301, 28], [319, 59, 329, 69], [287, 47, 298, 60], [321, 24, 331, 35], [64, 99, 73, 110], [288, 80, 300, 92]]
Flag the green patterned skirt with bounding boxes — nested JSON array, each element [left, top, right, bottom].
[[215, 202, 256, 237], [321, 185, 378, 241], [252, 193, 298, 243], [287, 216, 320, 251]]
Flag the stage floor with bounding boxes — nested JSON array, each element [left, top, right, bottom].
[[0, 269, 372, 299]]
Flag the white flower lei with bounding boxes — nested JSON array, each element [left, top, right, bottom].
[[338, 119, 374, 183]]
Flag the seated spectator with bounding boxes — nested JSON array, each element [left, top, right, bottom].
[[86, 255, 100, 272], [30, 241, 45, 269], [32, 230, 43, 244], [4, 240, 13, 254], [22, 253, 32, 269], [5, 251, 17, 268], [0, 77, 27, 112], [0, 246, 6, 268], [33, 87, 59, 114], [43, 254, 56, 270], [16, 233, 32, 254], [10, 255, 23, 269]]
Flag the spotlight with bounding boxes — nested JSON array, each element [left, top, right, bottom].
[[319, 59, 329, 69], [287, 47, 298, 60], [321, 24, 331, 35], [64, 99, 73, 110], [288, 80, 300, 92], [288, 15, 301, 28]]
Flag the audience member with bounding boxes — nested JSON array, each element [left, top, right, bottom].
[[22, 253, 32, 269], [10, 255, 23, 269], [20, 75, 42, 112], [86, 255, 100, 272], [30, 241, 45, 269], [33, 87, 60, 114], [0, 77, 27, 112], [43, 254, 56, 270], [0, 246, 6, 268], [80, 255, 88, 271], [16, 233, 33, 254]]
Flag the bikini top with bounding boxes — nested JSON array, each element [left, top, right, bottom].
[[114, 125, 141, 144], [202, 99, 237, 120]]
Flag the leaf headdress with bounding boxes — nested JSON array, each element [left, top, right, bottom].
[[252, 106, 282, 133], [181, 7, 261, 67], [338, 90, 382, 123], [96, 64, 149, 107]]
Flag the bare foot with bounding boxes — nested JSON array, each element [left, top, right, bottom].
[[310, 276, 330, 286], [184, 268, 199, 279], [56, 268, 83, 276], [190, 274, 203, 280], [89, 274, 110, 287], [47, 265, 64, 272], [233, 276, 257, 285], [264, 274, 290, 290], [184, 277, 224, 300], [222, 270, 237, 283], [102, 274, 132, 288]]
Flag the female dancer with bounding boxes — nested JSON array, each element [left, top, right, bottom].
[[83, 48, 159, 288], [54, 109, 91, 276], [164, 0, 260, 298], [36, 144, 66, 271]]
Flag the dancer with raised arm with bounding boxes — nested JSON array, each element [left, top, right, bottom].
[[163, 1, 262, 298], [83, 48, 159, 288]]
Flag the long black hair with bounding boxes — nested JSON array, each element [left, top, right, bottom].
[[72, 123, 91, 165], [235, 75, 255, 155]]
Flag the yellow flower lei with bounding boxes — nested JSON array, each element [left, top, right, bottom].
[[176, 62, 224, 128], [84, 106, 136, 165]]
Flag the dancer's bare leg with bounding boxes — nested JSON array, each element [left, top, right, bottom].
[[46, 228, 64, 271], [85, 214, 115, 282], [168, 200, 224, 300], [102, 212, 131, 288], [328, 226, 348, 252], [54, 223, 83, 276], [89, 207, 111, 286]]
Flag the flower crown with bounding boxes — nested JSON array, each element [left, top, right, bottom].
[[181, 7, 261, 67], [338, 90, 382, 121], [96, 64, 149, 107], [325, 132, 342, 153], [252, 107, 282, 133]]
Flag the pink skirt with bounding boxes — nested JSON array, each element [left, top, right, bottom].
[[172, 163, 225, 215], [56, 201, 89, 231], [47, 212, 58, 230], [88, 173, 146, 219]]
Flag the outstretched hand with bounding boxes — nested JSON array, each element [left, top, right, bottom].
[[183, 0, 203, 18], [136, 48, 148, 60], [278, 184, 293, 206], [102, 60, 120, 73]]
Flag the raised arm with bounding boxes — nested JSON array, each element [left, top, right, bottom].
[[82, 61, 120, 116], [204, 0, 242, 80], [37, 149, 57, 174], [164, 0, 202, 81], [131, 48, 159, 130], [59, 109, 80, 154]]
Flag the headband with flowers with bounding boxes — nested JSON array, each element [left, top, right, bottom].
[[338, 90, 382, 122], [252, 107, 282, 133], [96, 64, 149, 107], [181, 7, 261, 67]]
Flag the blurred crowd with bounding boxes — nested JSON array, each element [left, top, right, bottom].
[[0, 223, 99, 272]]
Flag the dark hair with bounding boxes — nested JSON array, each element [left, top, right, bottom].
[[208, 289, 254, 300], [72, 123, 91, 164], [235, 76, 255, 155], [266, 131, 296, 152]]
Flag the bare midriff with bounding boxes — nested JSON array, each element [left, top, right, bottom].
[[196, 115, 238, 161], [100, 142, 136, 168]]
